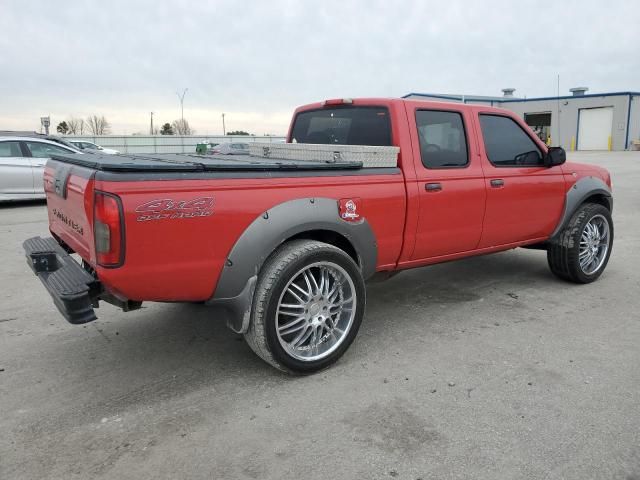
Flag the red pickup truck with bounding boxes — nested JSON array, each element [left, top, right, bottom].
[[24, 98, 613, 373]]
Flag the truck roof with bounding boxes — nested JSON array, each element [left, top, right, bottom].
[[293, 97, 513, 115]]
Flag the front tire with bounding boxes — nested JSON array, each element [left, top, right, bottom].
[[547, 203, 613, 283], [244, 240, 366, 373]]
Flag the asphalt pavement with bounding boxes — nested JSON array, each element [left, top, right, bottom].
[[1, 151, 639, 479]]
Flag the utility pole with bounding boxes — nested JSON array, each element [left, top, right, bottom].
[[222, 113, 226, 135], [150, 112, 154, 135], [177, 88, 188, 123]]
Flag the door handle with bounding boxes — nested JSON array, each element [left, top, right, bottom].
[[425, 182, 442, 192], [490, 179, 505, 188]]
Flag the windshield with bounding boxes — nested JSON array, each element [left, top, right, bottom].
[[290, 106, 391, 146]]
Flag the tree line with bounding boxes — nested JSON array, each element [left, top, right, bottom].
[[56, 116, 111, 135], [159, 119, 193, 135], [56, 117, 252, 136]]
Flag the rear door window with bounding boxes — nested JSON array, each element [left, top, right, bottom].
[[25, 141, 75, 158], [416, 110, 468, 168], [0, 141, 23, 157], [479, 114, 543, 167], [291, 106, 391, 146]]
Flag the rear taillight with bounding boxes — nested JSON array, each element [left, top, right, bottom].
[[94, 191, 124, 267]]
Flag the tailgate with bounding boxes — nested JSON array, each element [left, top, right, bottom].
[[44, 159, 96, 263]]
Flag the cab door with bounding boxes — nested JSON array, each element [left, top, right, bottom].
[[475, 112, 566, 247], [0, 140, 35, 197], [408, 106, 486, 261]]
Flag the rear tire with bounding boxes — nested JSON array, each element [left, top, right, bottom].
[[547, 203, 613, 283], [244, 240, 366, 373]]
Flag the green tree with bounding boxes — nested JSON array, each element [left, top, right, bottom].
[[160, 123, 174, 135], [227, 130, 250, 136], [56, 121, 69, 135]]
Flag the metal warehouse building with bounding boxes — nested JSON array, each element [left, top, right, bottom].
[[404, 88, 640, 151]]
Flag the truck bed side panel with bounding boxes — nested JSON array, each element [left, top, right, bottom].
[[94, 172, 406, 302]]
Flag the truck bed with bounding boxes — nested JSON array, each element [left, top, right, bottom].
[[40, 150, 406, 308], [50, 152, 364, 172]]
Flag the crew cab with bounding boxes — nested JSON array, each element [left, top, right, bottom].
[[24, 98, 614, 373]]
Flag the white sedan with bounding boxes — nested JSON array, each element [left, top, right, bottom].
[[0, 136, 81, 201]]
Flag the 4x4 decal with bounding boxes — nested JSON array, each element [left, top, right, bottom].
[[135, 197, 214, 222]]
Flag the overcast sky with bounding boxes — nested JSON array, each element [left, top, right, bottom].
[[1, 0, 638, 135]]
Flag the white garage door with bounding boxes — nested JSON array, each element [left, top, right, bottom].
[[578, 107, 613, 150]]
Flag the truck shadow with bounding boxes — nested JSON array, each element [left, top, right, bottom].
[[364, 249, 560, 324], [0, 199, 46, 209], [21, 248, 576, 421], [367, 248, 555, 309]]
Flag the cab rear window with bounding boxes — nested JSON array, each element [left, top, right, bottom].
[[291, 106, 391, 146]]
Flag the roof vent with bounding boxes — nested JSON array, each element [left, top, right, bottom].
[[569, 87, 589, 96], [501, 88, 516, 98]]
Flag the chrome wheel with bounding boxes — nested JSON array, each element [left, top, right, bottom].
[[579, 214, 610, 275], [275, 261, 356, 362]]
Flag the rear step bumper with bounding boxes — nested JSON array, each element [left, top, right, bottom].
[[23, 236, 100, 324]]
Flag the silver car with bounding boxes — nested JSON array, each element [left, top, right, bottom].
[[70, 140, 120, 155], [210, 142, 250, 155], [0, 136, 81, 201]]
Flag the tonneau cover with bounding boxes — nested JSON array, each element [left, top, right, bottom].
[[49, 152, 363, 172]]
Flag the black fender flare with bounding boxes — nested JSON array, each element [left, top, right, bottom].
[[550, 176, 613, 240], [208, 197, 378, 333]]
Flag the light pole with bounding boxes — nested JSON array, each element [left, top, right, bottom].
[[150, 112, 154, 135], [222, 113, 226, 135], [176, 88, 188, 123]]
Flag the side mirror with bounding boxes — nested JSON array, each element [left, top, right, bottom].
[[544, 146, 566, 167]]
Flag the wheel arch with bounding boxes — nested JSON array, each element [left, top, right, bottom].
[[550, 176, 613, 241], [286, 229, 360, 266], [581, 192, 612, 211], [208, 197, 378, 333]]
